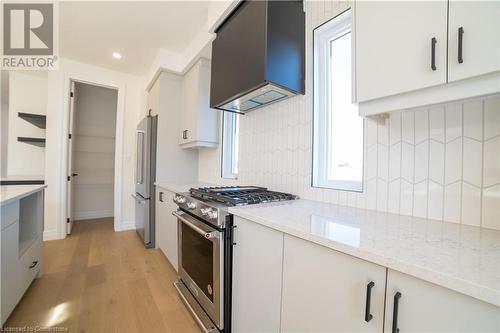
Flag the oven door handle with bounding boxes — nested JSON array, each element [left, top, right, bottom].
[[173, 211, 219, 240]]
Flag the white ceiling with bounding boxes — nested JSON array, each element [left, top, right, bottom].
[[60, 1, 211, 75]]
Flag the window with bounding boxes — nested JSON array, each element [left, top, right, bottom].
[[221, 112, 240, 179], [312, 9, 364, 192]]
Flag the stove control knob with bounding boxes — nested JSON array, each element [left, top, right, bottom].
[[187, 202, 196, 209], [176, 196, 186, 204], [200, 208, 210, 216], [207, 210, 218, 220]]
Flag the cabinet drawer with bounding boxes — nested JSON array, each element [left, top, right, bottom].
[[19, 237, 42, 285], [1, 201, 20, 231]]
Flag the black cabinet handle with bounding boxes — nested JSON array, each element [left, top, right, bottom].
[[458, 27, 464, 64], [392, 292, 402, 333], [29, 261, 38, 269], [365, 281, 375, 322], [159, 191, 164, 202], [183, 130, 188, 140], [71, 173, 78, 177], [431, 37, 437, 71]]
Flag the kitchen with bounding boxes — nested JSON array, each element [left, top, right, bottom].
[[1, 1, 499, 332]]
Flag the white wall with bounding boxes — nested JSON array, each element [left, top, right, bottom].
[[198, 0, 500, 231], [6, 71, 47, 178], [1, 71, 9, 178], [44, 58, 144, 240], [72, 82, 117, 220]]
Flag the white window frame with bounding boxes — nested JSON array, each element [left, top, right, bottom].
[[221, 111, 239, 179], [312, 9, 364, 192]]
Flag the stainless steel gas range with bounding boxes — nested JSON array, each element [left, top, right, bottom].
[[172, 186, 296, 333]]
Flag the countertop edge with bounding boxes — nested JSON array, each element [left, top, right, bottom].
[[229, 208, 500, 308], [0, 185, 47, 206], [154, 181, 217, 194]]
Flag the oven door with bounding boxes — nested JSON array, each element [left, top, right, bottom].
[[174, 210, 224, 329]]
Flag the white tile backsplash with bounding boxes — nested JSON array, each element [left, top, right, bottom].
[[429, 141, 445, 184], [483, 136, 500, 187], [462, 138, 482, 187], [461, 182, 482, 227], [482, 184, 500, 230], [444, 182, 462, 223], [414, 110, 429, 144], [401, 143, 415, 182], [413, 180, 428, 218], [463, 100, 483, 141], [429, 106, 445, 143], [414, 141, 429, 183], [428, 181, 444, 221], [198, 1, 500, 230], [484, 98, 500, 140], [445, 103, 463, 142], [445, 138, 462, 185]]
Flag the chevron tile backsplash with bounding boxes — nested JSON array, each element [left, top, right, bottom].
[[198, 0, 500, 230]]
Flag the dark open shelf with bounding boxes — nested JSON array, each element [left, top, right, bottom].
[[17, 137, 46, 147], [18, 112, 46, 129]]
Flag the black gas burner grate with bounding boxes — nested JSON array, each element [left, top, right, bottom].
[[189, 186, 296, 206]]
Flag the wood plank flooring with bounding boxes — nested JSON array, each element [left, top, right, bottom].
[[4, 218, 200, 333]]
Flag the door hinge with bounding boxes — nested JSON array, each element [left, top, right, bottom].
[[67, 218, 70, 223], [70, 91, 74, 98], [67, 176, 70, 181], [68, 133, 72, 139]]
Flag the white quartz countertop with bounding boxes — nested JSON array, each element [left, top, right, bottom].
[[0, 185, 47, 206], [155, 181, 217, 194], [229, 199, 500, 307]]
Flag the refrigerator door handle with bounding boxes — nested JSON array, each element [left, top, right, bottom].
[[132, 193, 145, 203]]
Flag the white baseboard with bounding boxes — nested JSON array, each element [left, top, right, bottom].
[[43, 229, 60, 241], [74, 210, 113, 221], [115, 220, 136, 232]]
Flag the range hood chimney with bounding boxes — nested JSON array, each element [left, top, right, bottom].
[[210, 0, 305, 113]]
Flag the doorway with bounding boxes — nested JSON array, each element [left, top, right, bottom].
[[67, 81, 118, 234]]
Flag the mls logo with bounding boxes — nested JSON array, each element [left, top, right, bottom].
[[2, 2, 58, 69]]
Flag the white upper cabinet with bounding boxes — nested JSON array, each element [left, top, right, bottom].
[[180, 58, 219, 149], [355, 1, 500, 116], [448, 1, 500, 82], [355, 1, 448, 103]]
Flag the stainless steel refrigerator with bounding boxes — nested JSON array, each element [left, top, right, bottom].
[[133, 115, 157, 248]]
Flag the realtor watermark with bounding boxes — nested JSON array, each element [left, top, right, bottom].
[[1, 1, 59, 70]]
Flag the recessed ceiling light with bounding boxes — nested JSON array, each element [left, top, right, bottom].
[[112, 52, 122, 59]]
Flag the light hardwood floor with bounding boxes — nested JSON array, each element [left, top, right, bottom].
[[5, 218, 200, 333]]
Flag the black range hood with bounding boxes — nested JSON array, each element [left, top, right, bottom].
[[210, 0, 305, 113]]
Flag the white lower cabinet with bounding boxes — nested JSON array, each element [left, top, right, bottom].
[[232, 217, 284, 333], [155, 188, 178, 271], [281, 234, 386, 332], [231, 218, 500, 332], [1, 191, 44, 325], [384, 269, 500, 333]]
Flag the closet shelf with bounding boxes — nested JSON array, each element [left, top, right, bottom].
[[73, 150, 115, 155], [17, 137, 45, 147], [18, 113, 46, 129]]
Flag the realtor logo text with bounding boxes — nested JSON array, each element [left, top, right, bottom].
[[2, 2, 58, 69]]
